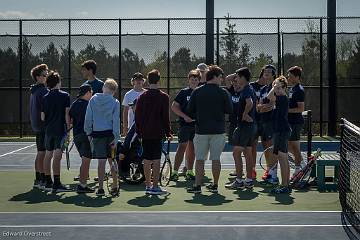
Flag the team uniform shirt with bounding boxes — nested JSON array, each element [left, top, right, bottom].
[[174, 87, 195, 127], [288, 83, 305, 124], [84, 78, 104, 95], [237, 84, 257, 126], [273, 95, 291, 133], [122, 89, 146, 128], [259, 84, 274, 122], [42, 89, 70, 136], [69, 98, 88, 136], [250, 81, 265, 122], [227, 86, 241, 127]]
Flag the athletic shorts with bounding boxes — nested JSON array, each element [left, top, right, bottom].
[[273, 131, 291, 155], [228, 123, 236, 145], [193, 134, 226, 161], [74, 133, 92, 159], [90, 136, 114, 159], [178, 126, 195, 143], [141, 139, 162, 160], [289, 123, 303, 141], [35, 131, 46, 152], [44, 134, 63, 151], [232, 124, 257, 147], [259, 121, 273, 142]]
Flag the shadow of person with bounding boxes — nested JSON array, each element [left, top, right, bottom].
[[271, 193, 295, 205], [58, 194, 113, 208], [235, 189, 260, 200], [127, 194, 170, 207], [184, 193, 233, 206], [9, 188, 64, 204]]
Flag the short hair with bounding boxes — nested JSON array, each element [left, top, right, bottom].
[[235, 67, 251, 82], [287, 66, 302, 78], [30, 64, 48, 81], [206, 65, 224, 81], [104, 78, 118, 93], [263, 64, 276, 77], [81, 60, 97, 75], [274, 75, 288, 89], [46, 71, 61, 89], [147, 69, 161, 84], [188, 69, 201, 80]]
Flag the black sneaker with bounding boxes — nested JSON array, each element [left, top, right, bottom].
[[206, 183, 218, 193], [96, 188, 105, 196], [187, 185, 201, 194], [44, 182, 53, 192], [77, 185, 95, 193], [110, 187, 120, 197], [52, 183, 72, 193]]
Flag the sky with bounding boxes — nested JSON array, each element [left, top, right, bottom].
[[0, 0, 359, 19]]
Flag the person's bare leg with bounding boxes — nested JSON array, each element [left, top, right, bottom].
[[278, 151, 290, 186], [174, 143, 187, 171], [143, 159, 152, 188], [288, 141, 302, 166], [44, 150, 53, 176], [195, 160, 205, 186], [211, 160, 221, 186], [244, 147, 253, 179], [263, 139, 277, 169], [251, 139, 257, 173], [151, 159, 161, 188], [97, 159, 106, 189], [36, 151, 45, 173], [79, 157, 91, 185], [186, 141, 195, 171], [52, 149, 62, 176], [233, 146, 244, 178]]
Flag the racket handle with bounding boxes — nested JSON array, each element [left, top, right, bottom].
[[111, 147, 116, 159]]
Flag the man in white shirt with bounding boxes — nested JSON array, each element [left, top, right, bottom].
[[122, 72, 146, 135]]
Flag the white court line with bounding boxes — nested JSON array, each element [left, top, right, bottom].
[[0, 144, 35, 158], [0, 224, 350, 228], [0, 210, 342, 214]]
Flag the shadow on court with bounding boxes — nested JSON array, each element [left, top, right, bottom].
[[127, 194, 170, 207], [57, 194, 113, 208], [9, 189, 64, 204], [184, 193, 233, 206], [235, 189, 260, 200]]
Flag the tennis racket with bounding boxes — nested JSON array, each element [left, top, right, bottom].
[[259, 145, 297, 171], [160, 140, 172, 187]]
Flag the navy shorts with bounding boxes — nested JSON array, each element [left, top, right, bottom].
[[74, 133, 92, 159], [178, 126, 195, 143], [35, 131, 46, 152], [142, 139, 162, 160], [289, 123, 303, 141], [232, 124, 256, 147]]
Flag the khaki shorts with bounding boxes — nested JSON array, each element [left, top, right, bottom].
[[193, 133, 226, 161]]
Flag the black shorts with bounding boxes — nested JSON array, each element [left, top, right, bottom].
[[90, 136, 114, 159], [289, 123, 303, 141], [35, 131, 46, 152], [273, 131, 291, 155], [142, 139, 162, 160], [232, 124, 256, 147], [45, 134, 63, 151], [259, 121, 273, 142], [74, 133, 92, 159], [228, 123, 236, 145], [178, 126, 195, 143]]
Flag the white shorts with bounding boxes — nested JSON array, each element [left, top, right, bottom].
[[193, 133, 226, 161]]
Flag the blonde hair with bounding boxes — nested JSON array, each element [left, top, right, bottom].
[[104, 78, 118, 93], [273, 75, 288, 89]]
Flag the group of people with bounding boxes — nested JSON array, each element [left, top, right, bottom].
[[29, 59, 305, 197]]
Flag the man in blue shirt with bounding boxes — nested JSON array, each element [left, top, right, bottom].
[[81, 60, 104, 95]]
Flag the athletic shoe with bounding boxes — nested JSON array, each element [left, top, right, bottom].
[[110, 187, 120, 197], [33, 179, 41, 189], [229, 171, 237, 177], [271, 186, 292, 194], [260, 176, 279, 186], [169, 172, 179, 182], [52, 183, 72, 193], [74, 176, 90, 182], [261, 169, 270, 180], [180, 166, 187, 176], [93, 176, 108, 182], [187, 185, 201, 194], [185, 171, 195, 180], [145, 186, 152, 195], [96, 188, 105, 196], [225, 179, 245, 190], [245, 180, 254, 189], [251, 169, 257, 180], [149, 187, 167, 195], [206, 183, 218, 193], [44, 182, 53, 192], [77, 185, 95, 193]]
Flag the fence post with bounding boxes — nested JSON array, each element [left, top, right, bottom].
[[119, 19, 122, 105], [19, 20, 23, 138], [206, 0, 214, 65], [167, 19, 170, 95], [68, 19, 71, 95], [277, 18, 282, 76], [216, 18, 219, 66], [319, 18, 324, 137]]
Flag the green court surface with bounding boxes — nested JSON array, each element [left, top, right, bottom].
[[0, 170, 340, 212]]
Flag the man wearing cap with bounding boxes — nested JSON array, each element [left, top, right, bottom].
[[122, 72, 146, 135], [197, 63, 209, 85], [69, 84, 94, 193]]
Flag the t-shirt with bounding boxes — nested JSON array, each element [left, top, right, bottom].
[[227, 86, 241, 126], [273, 95, 291, 132], [69, 98, 88, 136], [237, 84, 256, 126], [250, 81, 265, 122], [187, 84, 233, 135], [84, 78, 104, 95], [288, 83, 305, 124], [42, 89, 70, 136], [174, 87, 195, 127], [122, 89, 146, 128], [259, 84, 274, 122]]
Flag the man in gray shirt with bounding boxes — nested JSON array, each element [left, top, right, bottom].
[[187, 65, 233, 194]]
